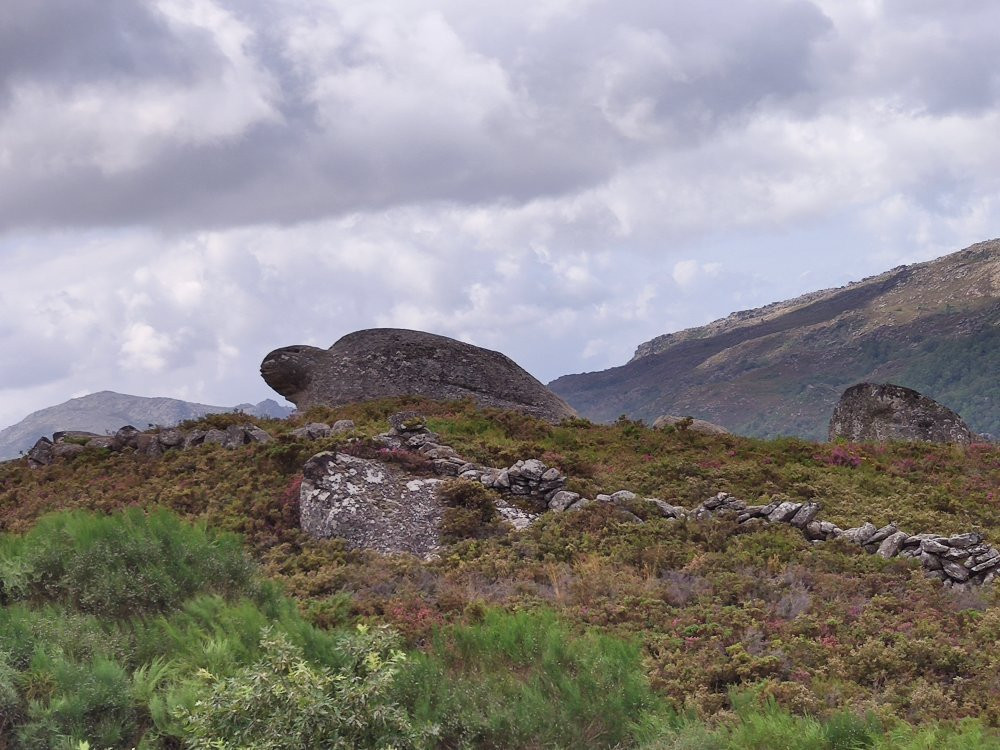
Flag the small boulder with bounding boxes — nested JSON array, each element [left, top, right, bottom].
[[157, 428, 185, 448], [331, 419, 355, 434], [52, 443, 85, 460], [292, 423, 331, 440], [548, 490, 581, 511]]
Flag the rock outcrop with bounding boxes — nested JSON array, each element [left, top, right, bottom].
[[0, 391, 293, 461], [828, 383, 976, 444], [300, 451, 444, 557], [653, 415, 730, 435], [23, 422, 274, 467], [261, 328, 576, 423]]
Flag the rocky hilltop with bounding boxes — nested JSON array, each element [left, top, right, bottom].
[[550, 240, 999, 439], [0, 391, 292, 460], [261, 328, 576, 423]]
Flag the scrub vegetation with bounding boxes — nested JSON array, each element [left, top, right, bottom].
[[1, 397, 998, 748]]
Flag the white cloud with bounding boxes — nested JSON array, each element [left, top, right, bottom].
[[1, 0, 999, 426], [120, 323, 175, 372]]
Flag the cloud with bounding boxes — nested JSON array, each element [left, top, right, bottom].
[[1, 0, 999, 426]]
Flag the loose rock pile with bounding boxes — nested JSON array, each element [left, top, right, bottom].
[[24, 421, 282, 467]]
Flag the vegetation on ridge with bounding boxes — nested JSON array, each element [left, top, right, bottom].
[[0, 396, 999, 747]]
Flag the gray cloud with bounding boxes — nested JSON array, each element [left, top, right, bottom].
[[0, 0, 999, 426]]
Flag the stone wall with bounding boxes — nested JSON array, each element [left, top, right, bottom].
[[369, 411, 998, 589], [22, 420, 293, 467]]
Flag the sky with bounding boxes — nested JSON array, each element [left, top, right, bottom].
[[1, 0, 999, 427]]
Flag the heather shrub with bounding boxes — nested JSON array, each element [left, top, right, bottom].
[[438, 479, 504, 543]]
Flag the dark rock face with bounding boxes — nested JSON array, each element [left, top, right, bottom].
[[261, 328, 576, 422], [828, 383, 976, 444]]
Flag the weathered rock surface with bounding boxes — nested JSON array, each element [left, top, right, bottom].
[[828, 383, 976, 444], [653, 415, 731, 435], [261, 328, 577, 423], [300, 451, 444, 557]]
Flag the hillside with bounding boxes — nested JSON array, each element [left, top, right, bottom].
[[1, 397, 999, 747], [0, 391, 292, 460], [549, 240, 1000, 439]]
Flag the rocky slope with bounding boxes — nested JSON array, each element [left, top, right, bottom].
[[550, 239, 999, 439], [0, 391, 292, 460]]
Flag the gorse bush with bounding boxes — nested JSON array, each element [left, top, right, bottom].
[[0, 508, 253, 617]]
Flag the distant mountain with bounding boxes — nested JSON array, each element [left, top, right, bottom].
[[0, 391, 293, 460], [549, 239, 999, 440]]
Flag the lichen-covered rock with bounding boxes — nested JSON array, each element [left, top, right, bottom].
[[828, 383, 976, 444], [261, 328, 577, 423], [300, 451, 444, 557]]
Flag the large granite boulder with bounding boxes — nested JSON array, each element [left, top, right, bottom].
[[653, 415, 730, 435], [261, 328, 576, 422], [300, 451, 445, 557], [828, 383, 976, 444]]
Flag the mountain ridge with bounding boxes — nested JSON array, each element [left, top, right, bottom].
[[549, 239, 1000, 439]]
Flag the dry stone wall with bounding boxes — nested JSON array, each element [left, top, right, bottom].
[[342, 411, 999, 588]]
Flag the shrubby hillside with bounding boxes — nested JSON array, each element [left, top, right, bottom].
[[1, 398, 999, 748]]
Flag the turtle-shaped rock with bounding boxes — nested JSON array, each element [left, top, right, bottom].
[[261, 328, 576, 422]]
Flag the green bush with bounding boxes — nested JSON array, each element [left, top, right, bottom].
[[0, 508, 253, 617], [177, 625, 433, 750], [397, 607, 666, 748]]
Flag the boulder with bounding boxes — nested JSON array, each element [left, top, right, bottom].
[[261, 328, 577, 423], [111, 426, 141, 452], [157, 428, 185, 448], [52, 443, 85, 460], [26, 437, 54, 467], [291, 423, 331, 440], [652, 415, 730, 435], [300, 451, 444, 557], [828, 383, 975, 444], [135, 433, 162, 458]]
